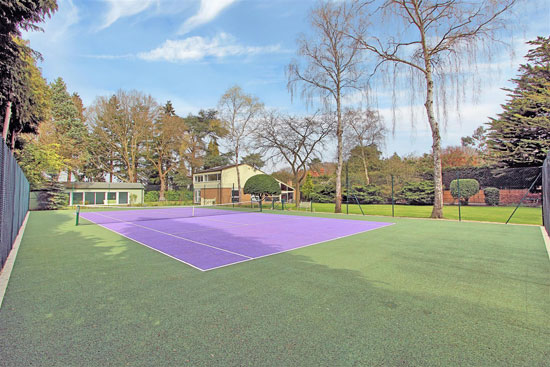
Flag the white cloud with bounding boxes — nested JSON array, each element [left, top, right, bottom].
[[99, 0, 157, 30], [178, 0, 237, 35], [138, 33, 281, 62]]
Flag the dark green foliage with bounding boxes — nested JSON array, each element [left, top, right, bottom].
[[243, 174, 281, 199], [241, 153, 265, 169], [484, 187, 500, 206], [450, 179, 479, 205], [310, 180, 335, 203], [37, 181, 67, 210], [0, 1, 57, 141], [486, 36, 550, 167], [145, 190, 191, 202], [398, 181, 434, 205], [346, 184, 384, 204], [442, 166, 540, 190], [145, 191, 159, 202]]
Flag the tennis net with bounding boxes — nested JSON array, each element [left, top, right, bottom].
[[76, 201, 263, 225]]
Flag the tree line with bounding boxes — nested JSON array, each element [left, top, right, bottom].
[[1, 1, 548, 215]]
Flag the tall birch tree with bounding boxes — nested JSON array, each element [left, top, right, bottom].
[[351, 0, 516, 218], [287, 1, 365, 213]]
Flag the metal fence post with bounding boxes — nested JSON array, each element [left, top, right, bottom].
[[457, 171, 461, 222], [391, 175, 395, 217]]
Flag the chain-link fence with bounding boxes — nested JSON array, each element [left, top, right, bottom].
[[0, 138, 30, 271], [543, 153, 550, 235], [283, 166, 543, 224]]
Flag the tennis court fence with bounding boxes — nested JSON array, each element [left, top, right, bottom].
[[0, 138, 30, 271]]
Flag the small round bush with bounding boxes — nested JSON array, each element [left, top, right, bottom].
[[483, 187, 500, 206], [450, 179, 479, 205], [244, 174, 281, 199]]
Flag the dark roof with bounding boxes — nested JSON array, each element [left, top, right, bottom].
[[63, 182, 144, 190]]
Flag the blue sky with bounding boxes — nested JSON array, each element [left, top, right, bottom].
[[23, 0, 550, 165]]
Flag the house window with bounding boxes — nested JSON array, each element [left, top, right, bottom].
[[194, 175, 203, 182], [84, 192, 95, 205], [72, 192, 83, 205], [206, 173, 221, 181], [119, 192, 128, 204], [107, 192, 116, 204], [231, 189, 239, 202], [95, 192, 105, 205]]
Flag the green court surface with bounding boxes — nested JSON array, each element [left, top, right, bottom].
[[0, 210, 548, 366]]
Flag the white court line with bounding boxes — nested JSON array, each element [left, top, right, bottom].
[[79, 216, 206, 272], [84, 212, 254, 259], [541, 226, 550, 260]]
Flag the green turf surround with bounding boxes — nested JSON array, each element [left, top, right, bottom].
[[0, 210, 548, 366], [303, 203, 542, 225]]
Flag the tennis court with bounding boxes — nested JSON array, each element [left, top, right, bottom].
[[79, 204, 393, 271]]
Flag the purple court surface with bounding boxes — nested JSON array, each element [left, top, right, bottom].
[[80, 208, 393, 271]]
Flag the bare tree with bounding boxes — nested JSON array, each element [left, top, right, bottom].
[[351, 0, 516, 218], [255, 111, 333, 206], [218, 85, 264, 201], [344, 108, 386, 184], [287, 1, 366, 213]]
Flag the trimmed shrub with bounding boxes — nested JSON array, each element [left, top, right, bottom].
[[346, 184, 384, 204], [310, 180, 335, 203], [244, 174, 281, 199], [398, 181, 434, 205], [483, 187, 500, 206], [450, 178, 479, 205], [145, 191, 159, 202]]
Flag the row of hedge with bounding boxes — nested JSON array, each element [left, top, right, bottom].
[[307, 180, 502, 206], [145, 190, 193, 202]]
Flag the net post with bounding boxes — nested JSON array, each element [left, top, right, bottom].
[[75, 205, 80, 226]]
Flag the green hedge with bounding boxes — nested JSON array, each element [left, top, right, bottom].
[[145, 190, 192, 202], [244, 174, 281, 198], [483, 187, 500, 206], [398, 181, 434, 205], [345, 184, 384, 204], [450, 179, 479, 205]]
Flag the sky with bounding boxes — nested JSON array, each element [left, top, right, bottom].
[[22, 0, 550, 167]]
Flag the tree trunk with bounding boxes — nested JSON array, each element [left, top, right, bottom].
[[294, 180, 301, 207], [2, 101, 12, 142], [10, 130, 16, 149], [68, 171, 72, 182], [361, 146, 370, 185], [235, 146, 242, 201], [424, 68, 444, 218], [335, 95, 343, 213], [158, 157, 166, 201]]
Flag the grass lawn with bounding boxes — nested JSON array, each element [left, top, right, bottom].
[[0, 209, 548, 366], [302, 203, 543, 225]]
